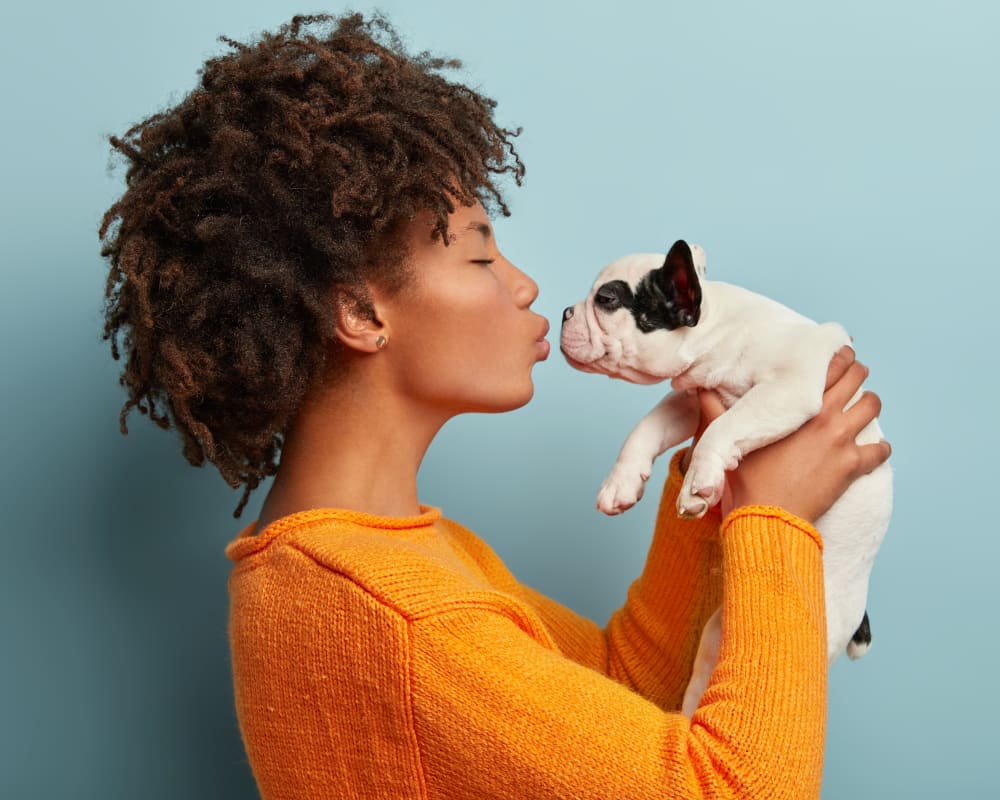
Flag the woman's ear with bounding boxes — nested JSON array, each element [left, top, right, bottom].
[[331, 287, 389, 354]]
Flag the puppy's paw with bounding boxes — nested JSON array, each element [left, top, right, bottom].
[[596, 463, 649, 515], [677, 458, 726, 519], [677, 490, 708, 519]]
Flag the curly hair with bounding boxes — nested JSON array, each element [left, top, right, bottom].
[[99, 12, 524, 518]]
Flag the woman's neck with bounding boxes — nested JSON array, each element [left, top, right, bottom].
[[254, 371, 447, 529]]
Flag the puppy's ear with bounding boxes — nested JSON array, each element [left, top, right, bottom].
[[690, 244, 707, 280], [654, 239, 702, 327]]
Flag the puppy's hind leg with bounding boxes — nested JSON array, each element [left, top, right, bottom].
[[847, 611, 872, 660]]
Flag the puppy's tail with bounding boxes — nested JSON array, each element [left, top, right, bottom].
[[846, 610, 872, 660]]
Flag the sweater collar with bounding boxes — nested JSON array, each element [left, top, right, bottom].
[[226, 504, 442, 562]]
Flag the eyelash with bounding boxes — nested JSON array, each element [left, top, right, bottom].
[[471, 259, 495, 266]]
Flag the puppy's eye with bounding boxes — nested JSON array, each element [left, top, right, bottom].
[[595, 286, 622, 311]]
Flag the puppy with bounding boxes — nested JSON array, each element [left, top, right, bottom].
[[560, 240, 892, 716]]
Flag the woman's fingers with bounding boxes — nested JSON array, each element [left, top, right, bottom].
[[824, 359, 869, 411], [854, 440, 893, 476], [843, 390, 882, 434], [841, 389, 891, 476], [824, 346, 856, 390]]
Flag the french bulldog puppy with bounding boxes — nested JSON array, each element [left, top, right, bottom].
[[560, 240, 892, 716]]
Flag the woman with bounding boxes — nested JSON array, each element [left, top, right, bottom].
[[99, 12, 890, 799]]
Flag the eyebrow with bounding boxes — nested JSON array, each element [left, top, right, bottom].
[[464, 221, 492, 239]]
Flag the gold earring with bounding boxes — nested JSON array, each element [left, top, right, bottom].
[[375, 335, 387, 350]]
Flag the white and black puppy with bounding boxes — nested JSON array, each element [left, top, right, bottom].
[[560, 240, 892, 716]]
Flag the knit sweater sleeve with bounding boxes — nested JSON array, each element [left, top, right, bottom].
[[410, 506, 827, 799], [606, 447, 726, 709], [517, 448, 727, 711]]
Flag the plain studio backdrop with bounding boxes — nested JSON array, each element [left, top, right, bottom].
[[2, 1, 996, 797]]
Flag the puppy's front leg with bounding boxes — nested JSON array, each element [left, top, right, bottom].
[[678, 376, 825, 518], [597, 391, 699, 515]]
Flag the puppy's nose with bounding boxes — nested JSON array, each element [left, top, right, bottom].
[[562, 306, 574, 323]]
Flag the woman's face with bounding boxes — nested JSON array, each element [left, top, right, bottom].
[[379, 201, 550, 416]]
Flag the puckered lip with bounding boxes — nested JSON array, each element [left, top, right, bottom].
[[536, 318, 550, 342]]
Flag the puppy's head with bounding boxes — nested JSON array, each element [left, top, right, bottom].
[[560, 239, 705, 383]]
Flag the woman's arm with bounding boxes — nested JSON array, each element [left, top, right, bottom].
[[410, 508, 827, 799], [516, 454, 722, 710]]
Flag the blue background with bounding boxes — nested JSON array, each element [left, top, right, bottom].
[[2, 1, 997, 797]]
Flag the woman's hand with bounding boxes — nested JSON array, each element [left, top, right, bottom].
[[686, 346, 892, 524]]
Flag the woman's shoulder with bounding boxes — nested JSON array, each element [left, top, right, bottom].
[[225, 507, 518, 621]]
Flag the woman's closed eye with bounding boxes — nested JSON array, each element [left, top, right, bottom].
[[470, 259, 495, 266]]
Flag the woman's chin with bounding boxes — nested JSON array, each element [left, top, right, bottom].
[[463, 384, 535, 415], [505, 382, 535, 411]]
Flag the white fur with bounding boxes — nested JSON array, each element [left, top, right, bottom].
[[561, 247, 892, 716]]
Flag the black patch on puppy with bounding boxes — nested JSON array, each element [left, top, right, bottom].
[[593, 280, 634, 313], [851, 611, 872, 647], [617, 240, 703, 332], [593, 241, 702, 332]]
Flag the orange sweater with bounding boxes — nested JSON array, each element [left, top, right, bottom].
[[226, 450, 827, 799]]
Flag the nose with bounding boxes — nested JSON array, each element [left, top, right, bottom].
[[562, 306, 574, 323], [509, 262, 539, 308]]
